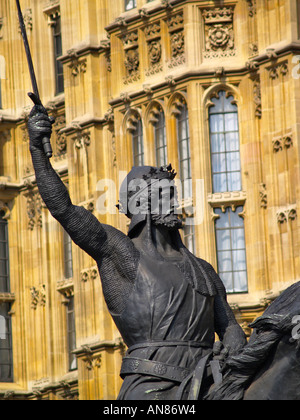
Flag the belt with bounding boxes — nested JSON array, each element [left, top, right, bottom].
[[126, 340, 212, 354], [120, 356, 192, 383]]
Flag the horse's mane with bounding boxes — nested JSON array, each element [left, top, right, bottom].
[[206, 281, 300, 400]]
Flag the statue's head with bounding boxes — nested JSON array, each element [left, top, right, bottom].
[[117, 164, 182, 236]]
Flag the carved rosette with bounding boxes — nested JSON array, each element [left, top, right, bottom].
[[202, 6, 236, 59]]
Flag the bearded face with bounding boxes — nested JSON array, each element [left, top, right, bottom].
[[149, 184, 183, 230]]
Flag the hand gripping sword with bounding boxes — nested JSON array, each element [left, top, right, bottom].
[[16, 0, 53, 158]]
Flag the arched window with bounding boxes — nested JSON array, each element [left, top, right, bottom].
[[209, 91, 241, 193], [176, 104, 192, 199], [132, 118, 144, 166], [154, 111, 167, 167]]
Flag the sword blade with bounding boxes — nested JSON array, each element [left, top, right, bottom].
[[15, 0, 41, 103]]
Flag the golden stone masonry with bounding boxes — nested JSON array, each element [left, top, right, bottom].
[[0, 0, 299, 399]]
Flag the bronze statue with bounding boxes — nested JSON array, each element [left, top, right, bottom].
[[28, 104, 300, 400]]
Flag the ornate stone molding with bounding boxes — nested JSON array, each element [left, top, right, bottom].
[[70, 124, 91, 149], [24, 188, 43, 231], [166, 12, 185, 68], [208, 191, 247, 213], [276, 205, 297, 224], [67, 50, 87, 77], [259, 183, 267, 209], [272, 132, 293, 153], [80, 266, 98, 283], [202, 6, 236, 59], [30, 284, 46, 310], [0, 18, 4, 40], [267, 61, 288, 80], [246, 0, 257, 17], [18, 8, 32, 33], [144, 22, 162, 76]]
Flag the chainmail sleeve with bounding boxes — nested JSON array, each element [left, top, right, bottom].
[[30, 146, 140, 314]]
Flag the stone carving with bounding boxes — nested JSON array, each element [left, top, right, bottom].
[[70, 125, 91, 149], [18, 8, 32, 33], [0, 17, 3, 39], [277, 206, 297, 224], [267, 61, 288, 80], [30, 284, 46, 309], [122, 30, 140, 84], [246, 0, 257, 17], [53, 115, 67, 156], [25, 189, 43, 230], [166, 12, 185, 68], [67, 50, 87, 77], [80, 266, 98, 283], [259, 183, 267, 209], [272, 133, 293, 153], [202, 6, 236, 59]]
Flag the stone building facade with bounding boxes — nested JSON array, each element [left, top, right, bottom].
[[0, 0, 299, 399]]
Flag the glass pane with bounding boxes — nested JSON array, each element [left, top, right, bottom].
[[232, 249, 247, 271], [0, 315, 6, 340], [0, 223, 6, 241], [233, 271, 248, 293], [217, 251, 232, 272], [227, 172, 242, 191], [0, 243, 6, 259], [231, 228, 245, 249], [216, 229, 231, 251], [213, 174, 227, 193], [209, 114, 224, 133], [230, 209, 244, 228], [125, 0, 136, 10], [210, 94, 224, 113], [224, 95, 237, 112], [215, 209, 230, 228], [212, 153, 226, 174], [225, 132, 239, 152], [0, 260, 7, 276], [0, 277, 8, 293], [220, 272, 233, 293], [226, 152, 240, 172], [211, 133, 225, 153], [225, 113, 238, 132]]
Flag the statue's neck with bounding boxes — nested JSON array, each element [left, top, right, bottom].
[[132, 220, 183, 260]]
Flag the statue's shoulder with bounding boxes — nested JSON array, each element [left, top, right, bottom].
[[195, 257, 227, 297]]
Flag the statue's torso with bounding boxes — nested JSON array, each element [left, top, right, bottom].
[[112, 252, 215, 349]]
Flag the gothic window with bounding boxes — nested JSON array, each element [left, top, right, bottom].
[[154, 111, 168, 167], [52, 14, 64, 94], [209, 91, 241, 193], [132, 118, 144, 166], [215, 206, 248, 293], [67, 296, 77, 371], [63, 230, 73, 279], [125, 0, 137, 11], [176, 104, 192, 200]]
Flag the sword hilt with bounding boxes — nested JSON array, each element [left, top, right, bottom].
[[28, 92, 53, 159]]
